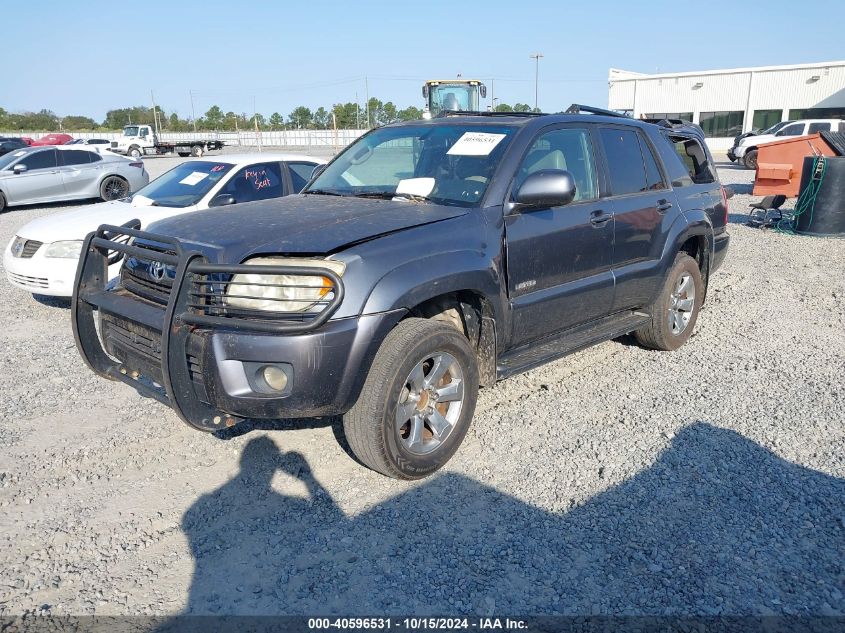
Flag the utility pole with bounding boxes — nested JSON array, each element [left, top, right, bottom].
[[490, 78, 495, 111], [365, 76, 370, 128], [530, 53, 544, 110], [150, 90, 160, 137], [253, 96, 262, 152], [355, 92, 361, 129], [189, 90, 197, 132]]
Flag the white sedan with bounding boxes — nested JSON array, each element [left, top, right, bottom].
[[4, 152, 326, 297]]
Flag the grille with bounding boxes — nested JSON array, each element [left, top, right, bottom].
[[110, 141, 118, 148], [122, 267, 172, 305], [21, 240, 43, 258], [8, 272, 48, 289], [10, 236, 43, 258]]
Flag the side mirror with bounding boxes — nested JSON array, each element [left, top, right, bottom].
[[514, 170, 577, 209], [723, 186, 735, 200], [480, 85, 487, 99], [208, 193, 236, 208], [13, 163, 27, 174], [311, 164, 326, 179], [422, 85, 429, 99]]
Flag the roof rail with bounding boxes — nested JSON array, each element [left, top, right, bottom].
[[565, 104, 630, 118], [436, 110, 548, 118]]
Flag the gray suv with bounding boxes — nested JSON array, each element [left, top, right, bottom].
[[73, 107, 730, 479]]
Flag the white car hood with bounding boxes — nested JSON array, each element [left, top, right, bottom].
[[14, 198, 198, 243], [740, 134, 776, 147]]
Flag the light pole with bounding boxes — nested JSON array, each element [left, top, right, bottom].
[[530, 53, 544, 110]]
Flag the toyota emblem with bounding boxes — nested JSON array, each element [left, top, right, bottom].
[[149, 260, 166, 282]]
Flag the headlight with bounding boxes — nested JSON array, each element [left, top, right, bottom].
[[44, 240, 83, 259], [224, 257, 346, 313]]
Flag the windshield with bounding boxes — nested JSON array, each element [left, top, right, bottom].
[[124, 126, 140, 137], [428, 84, 480, 116], [763, 121, 791, 135], [131, 161, 234, 207], [0, 148, 33, 170], [305, 124, 515, 207]]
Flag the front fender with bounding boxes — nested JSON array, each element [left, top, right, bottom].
[[362, 251, 504, 322]]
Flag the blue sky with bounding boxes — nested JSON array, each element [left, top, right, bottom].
[[5, 0, 844, 121]]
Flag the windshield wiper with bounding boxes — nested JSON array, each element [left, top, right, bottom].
[[305, 189, 346, 197], [353, 191, 432, 203]]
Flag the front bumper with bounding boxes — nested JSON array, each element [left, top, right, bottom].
[[72, 224, 403, 432], [727, 149, 737, 162], [5, 240, 82, 297], [732, 145, 747, 159]]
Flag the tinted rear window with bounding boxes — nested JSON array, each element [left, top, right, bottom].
[[599, 128, 647, 196]]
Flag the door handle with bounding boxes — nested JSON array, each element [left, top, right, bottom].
[[657, 199, 673, 213], [590, 210, 611, 227]]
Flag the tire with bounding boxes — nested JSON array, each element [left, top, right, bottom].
[[100, 176, 129, 201], [742, 149, 758, 170], [177, 152, 190, 158], [634, 253, 704, 351], [128, 146, 142, 159], [343, 318, 479, 479], [190, 145, 203, 157], [0, 191, 6, 213]]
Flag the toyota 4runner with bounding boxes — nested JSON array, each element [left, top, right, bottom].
[[72, 106, 730, 479]]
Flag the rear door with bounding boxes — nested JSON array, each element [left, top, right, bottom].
[[58, 149, 100, 197], [505, 124, 614, 347], [3, 148, 65, 204], [596, 125, 678, 312]]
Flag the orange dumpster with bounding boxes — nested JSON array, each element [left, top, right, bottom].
[[753, 133, 838, 198]]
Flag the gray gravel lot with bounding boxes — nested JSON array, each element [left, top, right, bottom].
[[0, 152, 843, 618]]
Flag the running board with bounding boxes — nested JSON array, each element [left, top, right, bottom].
[[496, 311, 650, 380]]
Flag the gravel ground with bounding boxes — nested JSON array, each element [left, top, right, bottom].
[[0, 154, 843, 618]]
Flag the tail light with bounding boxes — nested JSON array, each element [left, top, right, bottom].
[[720, 185, 729, 224], [129, 162, 144, 169]]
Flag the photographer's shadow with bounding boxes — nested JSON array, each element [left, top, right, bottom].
[[175, 424, 845, 618]]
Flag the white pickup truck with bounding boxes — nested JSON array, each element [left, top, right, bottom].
[[731, 119, 845, 169], [110, 125, 225, 159]]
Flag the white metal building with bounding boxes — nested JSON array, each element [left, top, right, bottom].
[[608, 60, 845, 150]]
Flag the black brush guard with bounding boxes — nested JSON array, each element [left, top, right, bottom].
[[71, 224, 344, 431]]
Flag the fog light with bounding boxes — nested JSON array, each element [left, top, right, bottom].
[[261, 365, 289, 392]]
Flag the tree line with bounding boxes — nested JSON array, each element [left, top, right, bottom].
[[1, 98, 537, 132]]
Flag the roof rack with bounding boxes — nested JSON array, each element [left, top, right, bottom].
[[436, 110, 547, 118], [565, 104, 630, 118]]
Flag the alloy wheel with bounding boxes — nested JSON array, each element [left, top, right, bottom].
[[395, 352, 465, 455]]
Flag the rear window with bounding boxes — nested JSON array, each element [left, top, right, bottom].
[[808, 122, 831, 134], [671, 137, 715, 185], [598, 128, 665, 195], [599, 128, 648, 196]]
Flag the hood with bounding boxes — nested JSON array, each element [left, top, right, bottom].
[[145, 194, 469, 260], [739, 133, 775, 147], [15, 198, 197, 243]]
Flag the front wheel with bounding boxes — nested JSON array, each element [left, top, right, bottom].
[[742, 149, 758, 170], [100, 176, 129, 201], [635, 253, 704, 351], [190, 145, 203, 157], [0, 191, 6, 213], [343, 318, 479, 479], [128, 147, 142, 159]]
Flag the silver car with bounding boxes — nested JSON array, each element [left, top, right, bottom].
[[0, 145, 149, 212]]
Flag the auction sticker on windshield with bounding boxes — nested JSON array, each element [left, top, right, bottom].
[[447, 132, 506, 156], [179, 172, 209, 186]]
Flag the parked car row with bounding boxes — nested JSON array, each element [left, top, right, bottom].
[[4, 152, 325, 296], [61, 109, 730, 479], [728, 118, 845, 169]]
